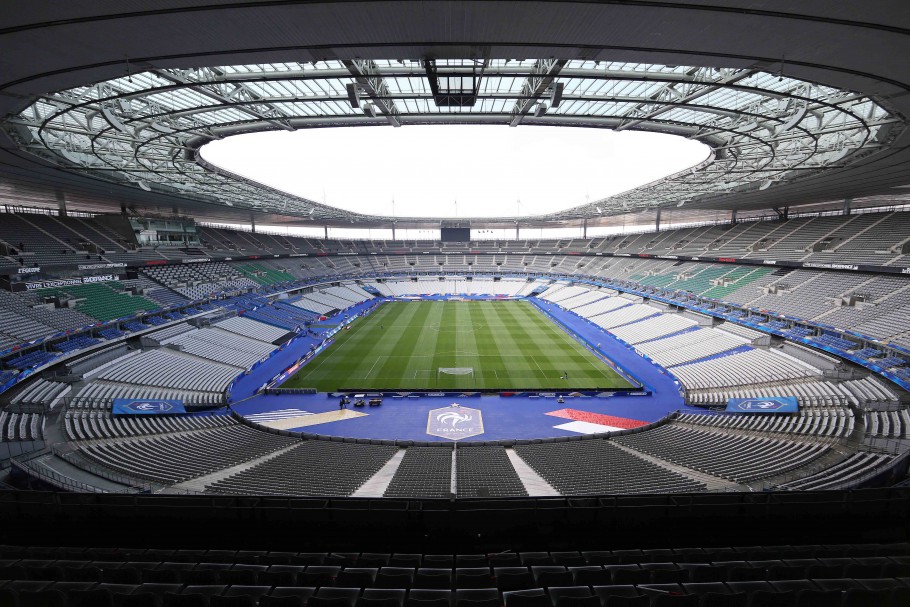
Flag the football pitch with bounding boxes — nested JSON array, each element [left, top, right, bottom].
[[282, 300, 638, 391]]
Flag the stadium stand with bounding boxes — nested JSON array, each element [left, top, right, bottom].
[[384, 447, 453, 498], [0, 411, 43, 441], [76, 424, 297, 485], [676, 409, 854, 441], [0, 290, 94, 342], [144, 262, 259, 300], [0, 209, 907, 503], [95, 349, 239, 393], [456, 446, 528, 498], [35, 282, 158, 322], [205, 441, 399, 496], [0, 538, 906, 606], [781, 452, 897, 490], [163, 328, 277, 369], [235, 262, 296, 285], [64, 410, 233, 441], [613, 424, 830, 484], [8, 378, 71, 409], [215, 316, 290, 343], [514, 439, 709, 495]]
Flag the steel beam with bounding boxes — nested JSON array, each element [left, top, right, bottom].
[[509, 59, 567, 127], [342, 60, 401, 127]]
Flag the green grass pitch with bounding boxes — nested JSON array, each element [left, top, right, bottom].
[[282, 300, 638, 391]]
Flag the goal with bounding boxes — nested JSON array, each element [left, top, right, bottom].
[[436, 367, 475, 383]]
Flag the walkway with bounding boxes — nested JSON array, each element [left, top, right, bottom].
[[351, 449, 406, 497]]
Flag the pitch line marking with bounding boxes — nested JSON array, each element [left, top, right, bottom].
[[529, 355, 549, 381], [364, 356, 382, 380]]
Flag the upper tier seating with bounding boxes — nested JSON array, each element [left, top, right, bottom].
[[36, 282, 159, 322], [143, 263, 259, 300], [235, 262, 296, 285], [0, 290, 95, 347]]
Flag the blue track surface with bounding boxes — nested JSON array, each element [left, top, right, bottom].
[[230, 297, 698, 442]]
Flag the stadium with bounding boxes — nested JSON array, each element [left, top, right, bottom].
[[0, 1, 909, 605]]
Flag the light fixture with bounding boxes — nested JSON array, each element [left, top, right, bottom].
[[549, 83, 564, 108], [346, 83, 361, 108]]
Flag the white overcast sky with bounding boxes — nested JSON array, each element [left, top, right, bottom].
[[201, 125, 708, 218]]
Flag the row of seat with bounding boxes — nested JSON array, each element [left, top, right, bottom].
[[3, 544, 909, 564], [0, 578, 908, 607], [3, 560, 910, 587]]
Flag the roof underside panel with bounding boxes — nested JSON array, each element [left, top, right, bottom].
[[1, 1, 909, 227], [6, 61, 902, 225]]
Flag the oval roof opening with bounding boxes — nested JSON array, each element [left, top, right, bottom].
[[201, 125, 709, 219]]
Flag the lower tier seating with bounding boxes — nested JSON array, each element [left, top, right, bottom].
[[77, 424, 297, 485], [1, 542, 908, 606], [384, 447, 453, 499], [613, 424, 829, 484], [514, 440, 706, 495], [205, 441, 399, 497]]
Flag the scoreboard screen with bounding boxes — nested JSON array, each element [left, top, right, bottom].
[[441, 227, 470, 242]]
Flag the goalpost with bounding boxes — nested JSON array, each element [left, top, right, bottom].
[[436, 367, 475, 386]]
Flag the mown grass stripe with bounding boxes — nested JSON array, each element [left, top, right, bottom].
[[282, 300, 634, 391]]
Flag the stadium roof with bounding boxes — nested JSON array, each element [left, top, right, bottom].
[[1, 1, 909, 228]]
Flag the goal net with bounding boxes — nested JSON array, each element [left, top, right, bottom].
[[437, 367, 475, 381]]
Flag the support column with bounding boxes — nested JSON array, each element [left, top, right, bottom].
[[324, 225, 329, 240], [250, 214, 256, 234], [843, 197, 852, 216], [731, 209, 738, 225], [655, 208, 662, 232], [391, 223, 396, 240], [55, 189, 67, 217], [583, 218, 587, 239], [515, 222, 520, 240], [120, 202, 127, 215]]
